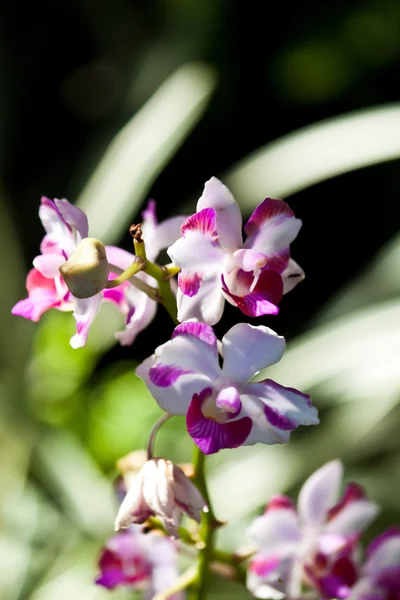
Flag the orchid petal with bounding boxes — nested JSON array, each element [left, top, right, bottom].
[[244, 197, 302, 256], [247, 554, 296, 600], [282, 258, 305, 294], [114, 277, 157, 346], [33, 253, 65, 278], [222, 323, 286, 382], [325, 500, 379, 537], [186, 391, 252, 454], [176, 274, 225, 324], [196, 177, 243, 250], [11, 268, 67, 322], [105, 245, 135, 271], [70, 292, 102, 348], [136, 330, 220, 414], [147, 215, 187, 263], [247, 509, 301, 552], [39, 197, 75, 256], [222, 269, 283, 317], [298, 460, 343, 527], [364, 534, 400, 576], [54, 198, 89, 239]]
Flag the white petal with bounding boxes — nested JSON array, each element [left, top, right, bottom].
[[325, 500, 380, 537], [176, 275, 225, 324], [197, 177, 243, 251], [247, 510, 301, 553], [70, 293, 102, 348], [298, 460, 343, 527], [282, 259, 305, 294], [33, 254, 65, 278], [146, 215, 187, 263], [222, 323, 286, 382]]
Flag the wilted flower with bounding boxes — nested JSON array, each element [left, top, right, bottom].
[[349, 528, 400, 600], [136, 321, 318, 455], [115, 457, 207, 538], [168, 177, 304, 324], [247, 460, 379, 600], [12, 197, 185, 348], [96, 526, 183, 598]]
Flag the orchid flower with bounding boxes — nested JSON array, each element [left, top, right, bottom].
[[115, 457, 207, 538], [96, 526, 184, 599], [349, 528, 400, 600], [12, 197, 184, 348], [247, 460, 379, 600], [167, 177, 305, 324], [136, 321, 318, 455]]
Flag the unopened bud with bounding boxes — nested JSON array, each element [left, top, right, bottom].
[[59, 237, 109, 298]]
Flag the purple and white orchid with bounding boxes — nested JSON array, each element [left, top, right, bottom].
[[247, 460, 380, 600], [96, 526, 183, 599], [167, 177, 305, 325], [12, 197, 184, 348], [136, 321, 319, 455], [349, 528, 400, 600]]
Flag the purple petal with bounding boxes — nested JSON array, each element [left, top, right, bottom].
[[39, 197, 76, 256], [328, 483, 367, 521], [222, 323, 286, 383], [366, 527, 400, 560], [149, 363, 195, 387], [244, 197, 302, 257], [11, 268, 67, 322], [54, 198, 89, 239], [266, 495, 296, 512], [376, 565, 400, 592], [364, 532, 400, 578], [187, 392, 252, 454], [298, 460, 343, 527], [178, 271, 203, 296], [196, 177, 243, 251], [114, 279, 158, 346], [222, 269, 283, 317], [182, 207, 219, 238], [70, 293, 102, 348], [172, 321, 218, 355], [247, 553, 296, 599]]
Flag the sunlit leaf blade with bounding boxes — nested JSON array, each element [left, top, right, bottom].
[[77, 62, 217, 244], [225, 103, 400, 206]]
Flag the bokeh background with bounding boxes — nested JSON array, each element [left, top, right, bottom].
[[2, 1, 400, 598]]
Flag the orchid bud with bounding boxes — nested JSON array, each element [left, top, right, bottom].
[[59, 237, 109, 298], [115, 457, 207, 538]]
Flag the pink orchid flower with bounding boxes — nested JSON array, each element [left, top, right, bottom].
[[96, 526, 183, 599], [167, 177, 304, 325], [12, 197, 184, 348], [247, 460, 379, 600], [349, 528, 400, 600], [136, 321, 318, 455]]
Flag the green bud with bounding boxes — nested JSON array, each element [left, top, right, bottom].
[[59, 238, 109, 299]]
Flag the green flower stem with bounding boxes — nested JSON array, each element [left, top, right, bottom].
[[107, 263, 158, 299], [133, 238, 178, 324], [106, 257, 145, 288], [191, 445, 222, 599], [153, 566, 198, 600]]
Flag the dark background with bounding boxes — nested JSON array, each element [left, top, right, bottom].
[[3, 0, 400, 363]]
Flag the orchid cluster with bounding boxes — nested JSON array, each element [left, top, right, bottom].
[[12, 178, 400, 599]]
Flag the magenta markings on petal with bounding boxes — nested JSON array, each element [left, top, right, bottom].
[[149, 363, 194, 387]]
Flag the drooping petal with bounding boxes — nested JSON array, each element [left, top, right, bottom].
[[114, 277, 158, 347], [54, 198, 89, 239], [70, 292, 102, 348], [325, 500, 379, 537], [186, 391, 252, 454], [171, 463, 207, 522], [33, 253, 66, 278], [11, 268, 68, 322], [222, 269, 283, 317], [221, 323, 286, 382], [247, 509, 301, 553], [196, 177, 243, 251], [282, 258, 305, 294], [298, 460, 343, 528], [244, 197, 302, 257]]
